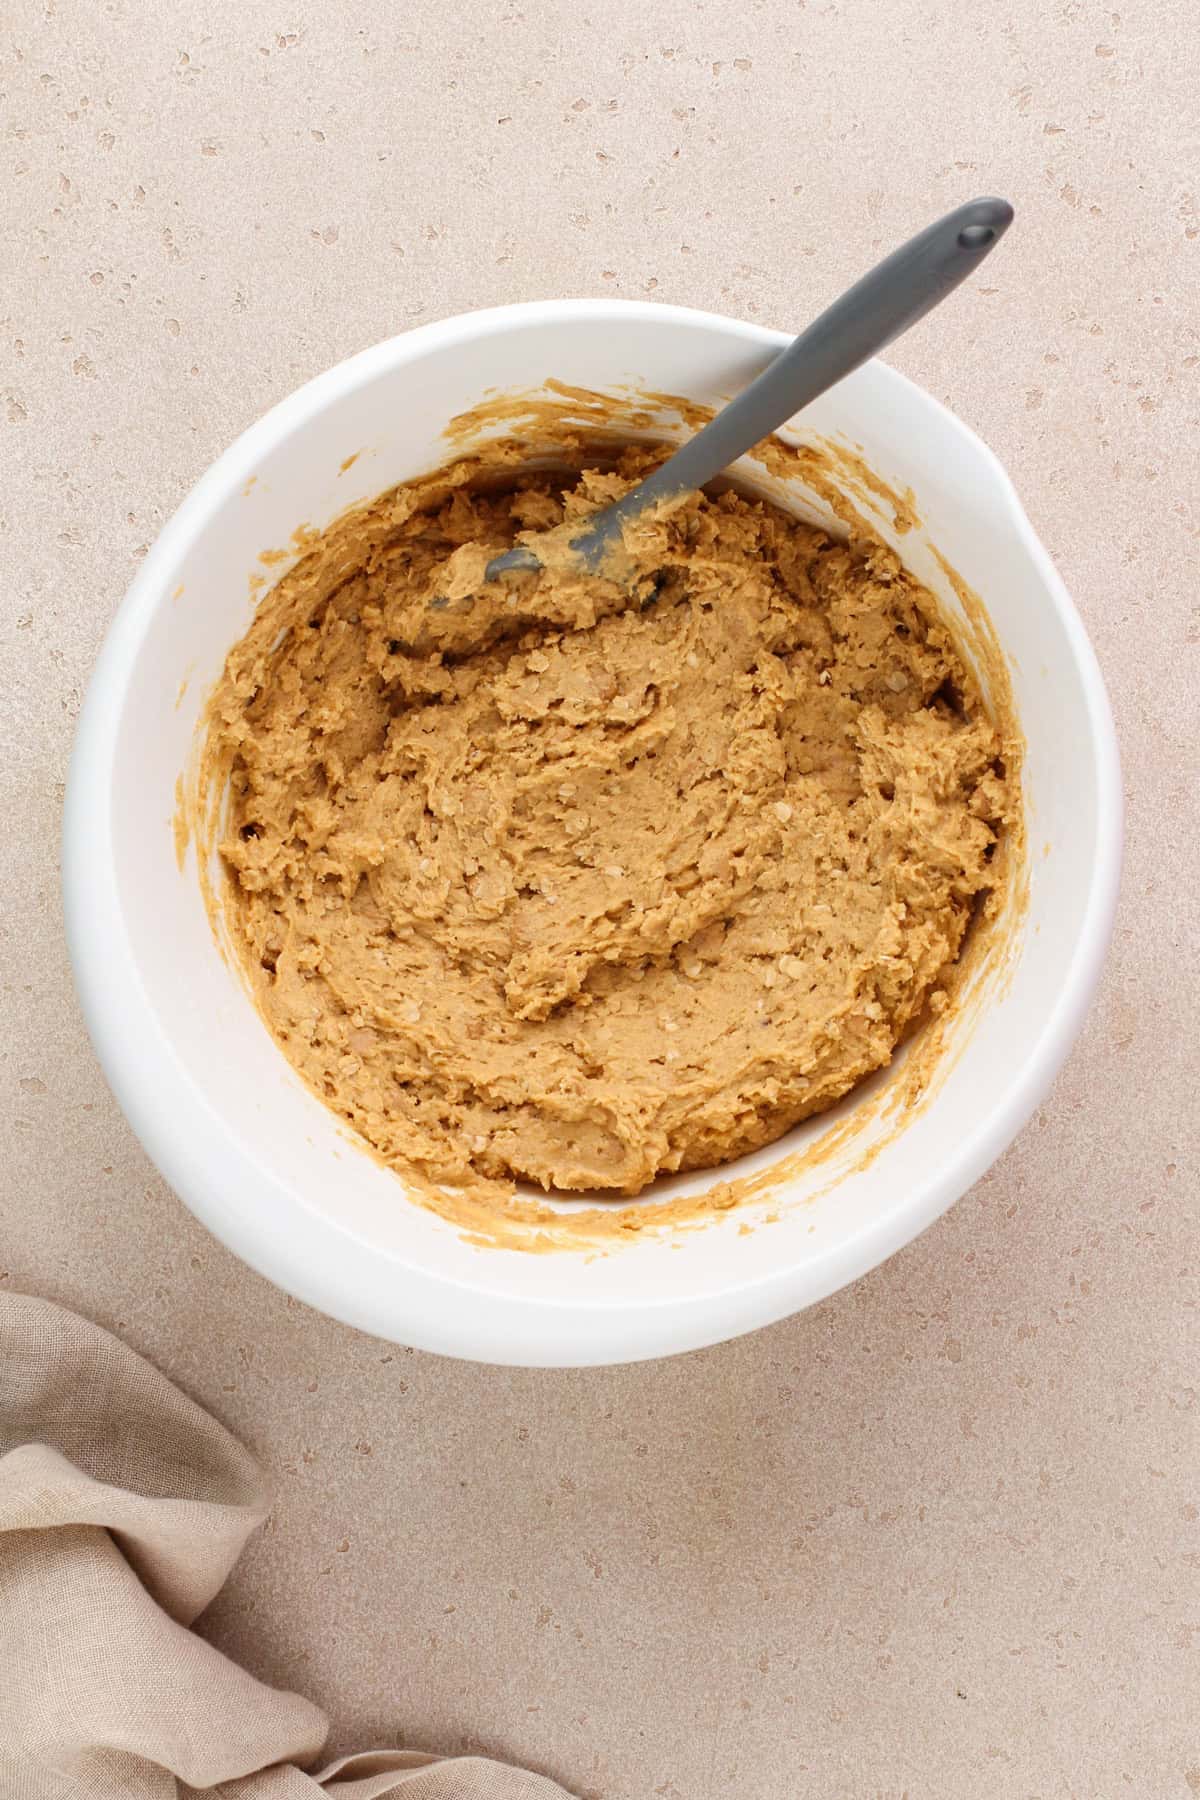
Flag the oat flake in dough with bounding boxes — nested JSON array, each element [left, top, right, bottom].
[[205, 445, 1012, 1200]]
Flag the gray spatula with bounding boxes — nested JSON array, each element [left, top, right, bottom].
[[475, 196, 1012, 588]]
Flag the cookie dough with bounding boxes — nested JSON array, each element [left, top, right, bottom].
[[205, 445, 1011, 1198]]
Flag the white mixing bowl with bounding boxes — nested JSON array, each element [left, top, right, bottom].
[[62, 302, 1121, 1366]]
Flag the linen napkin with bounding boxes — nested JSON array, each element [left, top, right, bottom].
[[0, 1292, 572, 1800]]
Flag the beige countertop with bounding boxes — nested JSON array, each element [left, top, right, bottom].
[[2, 2, 1196, 1794]]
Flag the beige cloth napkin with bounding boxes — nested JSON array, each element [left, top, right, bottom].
[[0, 1293, 573, 1800]]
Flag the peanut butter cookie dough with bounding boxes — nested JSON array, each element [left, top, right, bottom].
[[203, 445, 1013, 1199]]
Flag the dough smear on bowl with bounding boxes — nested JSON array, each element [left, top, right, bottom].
[[202, 443, 1014, 1200]]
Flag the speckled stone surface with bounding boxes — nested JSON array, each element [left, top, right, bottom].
[[2, 3, 1196, 1795]]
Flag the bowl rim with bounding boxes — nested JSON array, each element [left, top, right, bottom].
[[61, 299, 1123, 1366]]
